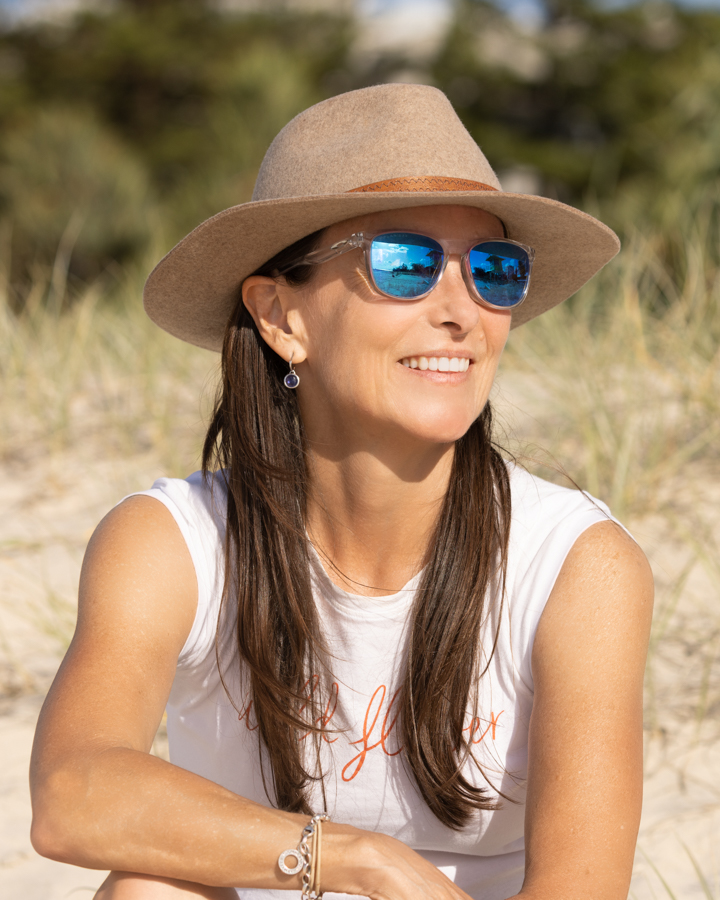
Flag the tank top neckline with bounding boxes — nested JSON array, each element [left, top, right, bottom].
[[307, 541, 425, 620]]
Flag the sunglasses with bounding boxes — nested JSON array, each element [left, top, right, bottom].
[[289, 231, 535, 310]]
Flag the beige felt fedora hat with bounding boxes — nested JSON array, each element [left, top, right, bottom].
[[144, 83, 619, 351]]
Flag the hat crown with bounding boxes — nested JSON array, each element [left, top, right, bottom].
[[252, 83, 502, 201]]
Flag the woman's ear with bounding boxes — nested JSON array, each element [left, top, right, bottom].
[[242, 275, 307, 363]]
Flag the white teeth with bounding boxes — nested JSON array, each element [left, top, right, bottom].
[[400, 356, 470, 371]]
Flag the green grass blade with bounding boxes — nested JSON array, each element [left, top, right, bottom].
[[679, 840, 715, 900], [640, 848, 680, 900]]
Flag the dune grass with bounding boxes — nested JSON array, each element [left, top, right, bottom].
[[0, 260, 217, 472], [0, 253, 218, 687], [502, 199, 720, 520], [500, 196, 720, 741]]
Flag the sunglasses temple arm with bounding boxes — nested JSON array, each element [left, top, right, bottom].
[[300, 235, 364, 266]]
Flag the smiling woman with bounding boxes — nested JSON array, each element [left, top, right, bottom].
[[29, 84, 653, 900], [241, 205, 512, 452]]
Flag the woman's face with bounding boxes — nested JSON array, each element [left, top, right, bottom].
[[263, 205, 512, 452]]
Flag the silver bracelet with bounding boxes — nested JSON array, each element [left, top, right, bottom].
[[278, 813, 330, 900]]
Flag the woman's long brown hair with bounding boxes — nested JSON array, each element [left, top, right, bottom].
[[202, 229, 512, 830]]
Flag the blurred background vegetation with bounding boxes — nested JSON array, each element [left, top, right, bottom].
[[0, 0, 717, 297]]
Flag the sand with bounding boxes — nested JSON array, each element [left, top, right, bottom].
[[1, 393, 718, 899]]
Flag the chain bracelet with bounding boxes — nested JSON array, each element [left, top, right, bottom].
[[299, 820, 316, 900], [277, 812, 331, 900], [301, 813, 330, 900]]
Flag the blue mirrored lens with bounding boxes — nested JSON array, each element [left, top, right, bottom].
[[370, 233, 443, 299], [468, 242, 530, 308]]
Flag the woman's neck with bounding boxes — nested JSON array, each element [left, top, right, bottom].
[[304, 438, 454, 597]]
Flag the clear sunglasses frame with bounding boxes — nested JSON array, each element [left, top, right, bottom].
[[288, 231, 536, 310]]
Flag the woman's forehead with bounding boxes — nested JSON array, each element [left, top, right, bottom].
[[325, 204, 504, 241]]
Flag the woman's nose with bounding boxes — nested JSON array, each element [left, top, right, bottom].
[[427, 257, 481, 335]]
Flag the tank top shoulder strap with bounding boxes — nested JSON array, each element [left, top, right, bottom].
[[124, 470, 227, 669], [505, 464, 627, 691]]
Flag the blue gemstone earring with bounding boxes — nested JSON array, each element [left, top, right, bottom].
[[283, 352, 300, 389]]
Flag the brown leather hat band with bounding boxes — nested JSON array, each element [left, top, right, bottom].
[[348, 176, 499, 194]]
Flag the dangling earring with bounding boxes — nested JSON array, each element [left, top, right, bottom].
[[284, 352, 300, 389]]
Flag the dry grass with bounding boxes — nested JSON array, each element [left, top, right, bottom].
[[499, 203, 720, 754], [0, 252, 218, 684], [498, 203, 720, 896], [501, 211, 720, 520], [0, 259, 217, 473]]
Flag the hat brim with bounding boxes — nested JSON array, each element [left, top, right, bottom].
[[143, 191, 620, 352]]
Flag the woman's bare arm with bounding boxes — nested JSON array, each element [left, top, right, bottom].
[[516, 520, 654, 900], [29, 496, 472, 900]]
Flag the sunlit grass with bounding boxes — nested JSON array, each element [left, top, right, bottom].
[[0, 254, 219, 677], [0, 259, 217, 472], [497, 199, 720, 898], [500, 197, 720, 746], [502, 206, 720, 520], [634, 842, 718, 900]]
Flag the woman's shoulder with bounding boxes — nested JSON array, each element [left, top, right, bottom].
[[117, 470, 229, 669]]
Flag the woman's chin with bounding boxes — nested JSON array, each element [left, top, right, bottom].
[[396, 411, 481, 447]]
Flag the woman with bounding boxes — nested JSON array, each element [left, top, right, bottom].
[[29, 84, 653, 900]]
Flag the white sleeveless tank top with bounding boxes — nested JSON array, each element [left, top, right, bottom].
[[132, 464, 617, 900]]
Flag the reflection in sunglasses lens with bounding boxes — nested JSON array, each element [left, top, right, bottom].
[[468, 241, 530, 308], [370, 233, 444, 298]]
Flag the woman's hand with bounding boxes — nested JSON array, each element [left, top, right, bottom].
[[323, 824, 475, 900], [90, 829, 475, 900]]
